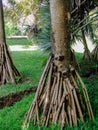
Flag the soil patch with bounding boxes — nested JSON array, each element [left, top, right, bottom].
[[0, 87, 37, 109]]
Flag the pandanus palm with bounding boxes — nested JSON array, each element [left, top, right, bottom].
[[70, 0, 98, 61], [0, 0, 21, 85], [23, 0, 94, 129]]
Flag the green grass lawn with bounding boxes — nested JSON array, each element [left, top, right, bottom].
[[0, 50, 98, 130], [6, 38, 30, 46], [0, 50, 48, 97]]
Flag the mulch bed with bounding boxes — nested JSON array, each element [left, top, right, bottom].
[[0, 87, 37, 109]]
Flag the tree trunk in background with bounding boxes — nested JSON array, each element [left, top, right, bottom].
[[23, 0, 94, 129], [92, 44, 98, 61], [0, 0, 21, 85], [82, 30, 92, 61]]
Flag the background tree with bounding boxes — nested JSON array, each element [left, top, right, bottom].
[[0, 0, 21, 85], [23, 0, 94, 129], [91, 7, 98, 61], [70, 0, 98, 61], [4, 0, 43, 38]]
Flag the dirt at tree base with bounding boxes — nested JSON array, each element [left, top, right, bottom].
[[0, 87, 37, 109]]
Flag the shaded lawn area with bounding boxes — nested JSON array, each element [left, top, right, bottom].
[[0, 50, 48, 98], [0, 51, 98, 130], [0, 94, 35, 130]]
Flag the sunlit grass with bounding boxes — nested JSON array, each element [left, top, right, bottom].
[[6, 38, 30, 46], [0, 50, 48, 97]]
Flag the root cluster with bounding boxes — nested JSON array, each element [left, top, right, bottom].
[[23, 55, 94, 129], [0, 43, 21, 85]]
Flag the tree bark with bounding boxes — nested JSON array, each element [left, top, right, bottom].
[[50, 0, 70, 71], [0, 0, 5, 43], [0, 0, 21, 85], [50, 0, 79, 70]]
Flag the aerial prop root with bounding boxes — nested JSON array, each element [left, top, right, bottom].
[[23, 55, 94, 129], [0, 43, 21, 85]]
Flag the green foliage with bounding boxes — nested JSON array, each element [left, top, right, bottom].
[[83, 77, 98, 116], [75, 53, 83, 64], [36, 1, 51, 50], [79, 59, 98, 76], [5, 20, 21, 36], [4, 0, 42, 38], [20, 1, 51, 48], [29, 37, 39, 45]]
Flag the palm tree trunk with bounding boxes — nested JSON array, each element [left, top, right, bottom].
[[0, 0, 21, 85], [50, 0, 70, 69], [23, 0, 94, 129]]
